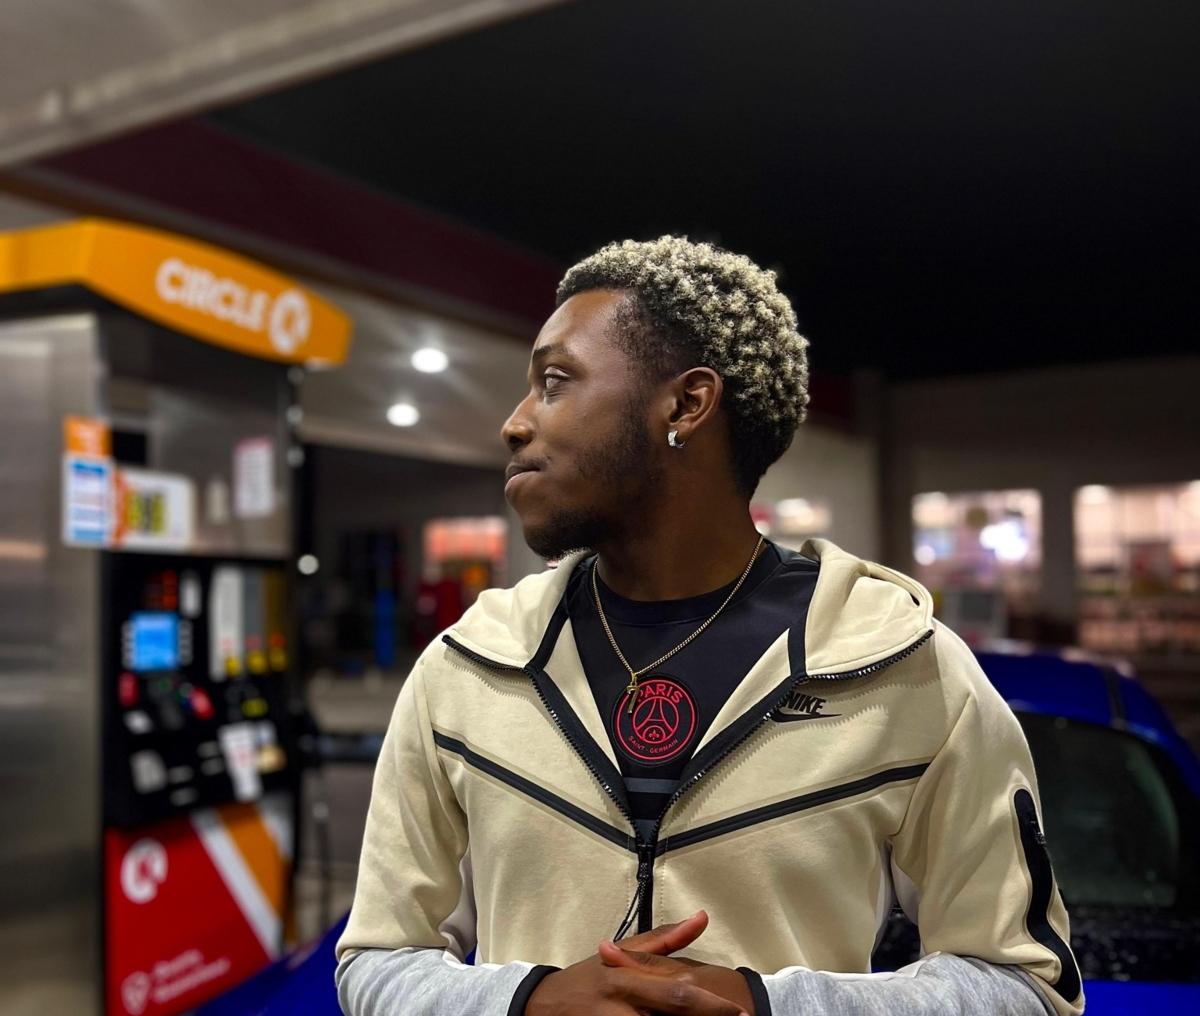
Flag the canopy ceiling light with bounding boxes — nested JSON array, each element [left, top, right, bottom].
[[386, 402, 419, 427], [412, 347, 448, 373]]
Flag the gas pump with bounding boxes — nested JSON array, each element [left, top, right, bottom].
[[101, 554, 297, 1016], [0, 219, 351, 1016]]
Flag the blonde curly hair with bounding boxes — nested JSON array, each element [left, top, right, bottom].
[[557, 235, 810, 494]]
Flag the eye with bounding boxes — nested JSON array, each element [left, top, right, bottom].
[[541, 370, 569, 394]]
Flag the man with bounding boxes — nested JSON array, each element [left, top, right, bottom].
[[336, 236, 1083, 1016]]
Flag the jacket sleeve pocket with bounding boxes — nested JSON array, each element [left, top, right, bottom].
[[889, 645, 1083, 1016]]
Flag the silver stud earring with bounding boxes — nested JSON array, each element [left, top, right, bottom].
[[668, 429, 686, 449]]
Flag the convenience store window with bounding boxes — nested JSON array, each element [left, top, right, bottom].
[[912, 489, 1042, 642], [423, 516, 508, 603], [1075, 482, 1200, 657], [749, 497, 832, 551], [410, 516, 509, 650]]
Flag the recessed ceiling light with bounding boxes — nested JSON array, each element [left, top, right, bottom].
[[412, 347, 449, 373], [387, 402, 420, 427]]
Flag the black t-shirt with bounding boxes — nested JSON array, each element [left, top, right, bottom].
[[567, 542, 819, 841]]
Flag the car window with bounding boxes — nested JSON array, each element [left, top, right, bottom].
[[1017, 712, 1199, 910]]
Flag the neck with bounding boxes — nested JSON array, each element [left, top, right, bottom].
[[593, 497, 763, 601]]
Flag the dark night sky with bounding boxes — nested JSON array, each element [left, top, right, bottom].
[[211, 0, 1199, 379]]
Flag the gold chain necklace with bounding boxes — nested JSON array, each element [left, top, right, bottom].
[[591, 534, 765, 713]]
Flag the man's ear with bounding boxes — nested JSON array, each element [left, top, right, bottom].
[[666, 367, 724, 444]]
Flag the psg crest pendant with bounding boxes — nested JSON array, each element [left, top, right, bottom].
[[613, 675, 698, 765]]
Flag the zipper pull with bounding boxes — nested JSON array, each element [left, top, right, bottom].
[[636, 843, 653, 883], [613, 844, 653, 941]]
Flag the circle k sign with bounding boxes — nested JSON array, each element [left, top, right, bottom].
[[121, 838, 169, 904], [155, 258, 313, 356], [0, 220, 351, 366]]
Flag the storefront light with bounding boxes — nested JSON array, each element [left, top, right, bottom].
[[1079, 484, 1112, 504], [412, 347, 449, 373], [774, 497, 831, 534], [980, 520, 1030, 563], [387, 402, 420, 427], [913, 491, 952, 528]]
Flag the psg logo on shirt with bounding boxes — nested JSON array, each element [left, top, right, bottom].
[[613, 676, 698, 765]]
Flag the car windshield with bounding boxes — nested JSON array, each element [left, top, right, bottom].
[[1017, 712, 1199, 911]]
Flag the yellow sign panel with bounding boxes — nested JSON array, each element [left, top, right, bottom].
[[0, 219, 351, 366]]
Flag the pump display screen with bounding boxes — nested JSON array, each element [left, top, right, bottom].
[[129, 612, 179, 671]]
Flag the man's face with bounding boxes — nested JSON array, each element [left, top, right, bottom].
[[501, 290, 663, 559]]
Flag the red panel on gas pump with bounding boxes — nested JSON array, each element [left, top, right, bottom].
[[104, 798, 289, 1016]]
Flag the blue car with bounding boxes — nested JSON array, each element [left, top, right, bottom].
[[878, 647, 1200, 1013], [203, 647, 1200, 1015]]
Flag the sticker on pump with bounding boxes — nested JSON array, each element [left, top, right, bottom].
[[209, 567, 244, 680], [112, 468, 195, 551], [255, 721, 286, 773], [263, 570, 287, 671], [218, 723, 261, 801], [233, 438, 276, 519], [241, 569, 267, 674], [179, 571, 202, 618], [130, 751, 167, 794], [63, 454, 112, 546]]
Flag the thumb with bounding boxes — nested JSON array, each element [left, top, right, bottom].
[[621, 910, 709, 956]]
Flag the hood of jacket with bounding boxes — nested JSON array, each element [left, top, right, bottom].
[[447, 537, 933, 679]]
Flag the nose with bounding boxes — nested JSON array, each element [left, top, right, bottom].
[[501, 391, 535, 453]]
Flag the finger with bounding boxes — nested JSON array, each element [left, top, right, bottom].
[[599, 941, 703, 975], [608, 968, 747, 1016], [622, 910, 709, 955], [598, 941, 681, 971]]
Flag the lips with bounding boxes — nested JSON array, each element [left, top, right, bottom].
[[505, 462, 537, 483], [504, 462, 539, 501]]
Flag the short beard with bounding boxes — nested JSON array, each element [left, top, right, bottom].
[[524, 504, 608, 561], [524, 401, 662, 560]]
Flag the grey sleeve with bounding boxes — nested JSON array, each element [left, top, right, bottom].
[[751, 953, 1058, 1016], [336, 947, 553, 1016]]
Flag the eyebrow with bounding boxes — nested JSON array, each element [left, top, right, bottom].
[[530, 342, 572, 363]]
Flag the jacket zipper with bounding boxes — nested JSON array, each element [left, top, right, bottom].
[[632, 628, 935, 932], [444, 628, 934, 937], [807, 628, 935, 681], [443, 635, 656, 938]]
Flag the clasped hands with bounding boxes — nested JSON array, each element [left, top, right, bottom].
[[525, 910, 755, 1016]]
